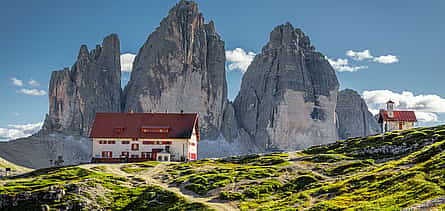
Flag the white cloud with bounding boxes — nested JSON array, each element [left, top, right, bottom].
[[11, 77, 23, 86], [120, 53, 136, 72], [414, 111, 439, 122], [327, 57, 368, 72], [346, 50, 373, 61], [373, 55, 399, 64], [17, 88, 46, 96], [362, 90, 445, 122], [0, 122, 43, 141], [28, 79, 40, 86], [346, 49, 399, 64], [226, 48, 256, 73]]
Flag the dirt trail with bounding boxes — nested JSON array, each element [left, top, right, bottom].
[[80, 163, 238, 211]]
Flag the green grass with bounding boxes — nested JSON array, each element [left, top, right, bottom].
[[2, 125, 445, 210], [0, 166, 212, 210]]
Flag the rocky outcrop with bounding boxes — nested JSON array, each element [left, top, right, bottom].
[[336, 89, 381, 139], [42, 34, 122, 136], [233, 23, 339, 151], [123, 0, 227, 139]]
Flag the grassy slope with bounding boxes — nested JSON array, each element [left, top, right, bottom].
[[1, 125, 445, 210], [0, 157, 32, 174]]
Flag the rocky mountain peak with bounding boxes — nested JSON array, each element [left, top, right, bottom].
[[170, 0, 200, 17], [266, 23, 313, 51], [123, 0, 227, 139], [77, 45, 89, 59], [233, 23, 339, 151], [42, 33, 122, 136]]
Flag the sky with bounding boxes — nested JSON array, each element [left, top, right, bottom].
[[1, 0, 444, 141]]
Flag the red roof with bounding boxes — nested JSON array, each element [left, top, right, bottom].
[[90, 112, 199, 139], [379, 110, 417, 122]]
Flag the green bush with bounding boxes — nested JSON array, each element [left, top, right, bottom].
[[219, 191, 245, 201], [281, 175, 317, 192], [184, 183, 208, 195], [324, 160, 374, 176]]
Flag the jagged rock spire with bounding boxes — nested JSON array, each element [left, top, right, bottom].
[[233, 23, 339, 151], [42, 34, 122, 136], [123, 0, 227, 139]]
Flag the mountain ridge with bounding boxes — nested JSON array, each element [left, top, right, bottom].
[[1, 0, 384, 169]]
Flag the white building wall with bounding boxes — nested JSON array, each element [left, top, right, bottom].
[[383, 121, 415, 132], [92, 139, 190, 161]]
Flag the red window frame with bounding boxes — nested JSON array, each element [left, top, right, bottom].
[[114, 127, 124, 134], [140, 128, 169, 133], [107, 140, 115, 144], [190, 153, 197, 160], [143, 141, 154, 145], [131, 143, 139, 151], [102, 151, 112, 158]]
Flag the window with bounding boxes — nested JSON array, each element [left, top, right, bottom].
[[121, 141, 130, 144], [107, 140, 116, 144], [102, 151, 112, 158], [140, 127, 170, 133], [121, 151, 129, 157], [190, 153, 197, 160], [164, 156, 169, 161], [143, 141, 154, 145], [141, 152, 151, 159], [131, 143, 139, 151], [98, 140, 104, 144], [114, 127, 124, 134], [190, 142, 195, 146], [165, 146, 170, 153], [131, 154, 139, 158]]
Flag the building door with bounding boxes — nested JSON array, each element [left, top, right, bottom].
[[121, 151, 129, 158], [131, 143, 139, 151], [399, 122, 403, 130], [152, 149, 162, 161]]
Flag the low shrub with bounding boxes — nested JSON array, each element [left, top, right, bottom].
[[219, 191, 245, 201]]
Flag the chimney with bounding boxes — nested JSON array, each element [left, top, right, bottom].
[[386, 100, 394, 118]]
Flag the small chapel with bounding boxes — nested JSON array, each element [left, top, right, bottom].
[[378, 100, 417, 133]]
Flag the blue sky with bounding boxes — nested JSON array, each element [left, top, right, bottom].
[[1, 0, 444, 140]]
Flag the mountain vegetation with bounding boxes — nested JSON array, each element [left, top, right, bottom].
[[1, 125, 445, 210]]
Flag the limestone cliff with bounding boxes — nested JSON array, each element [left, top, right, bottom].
[[336, 89, 381, 139], [233, 23, 339, 151], [123, 0, 227, 139], [42, 34, 122, 136]]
